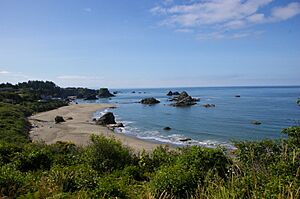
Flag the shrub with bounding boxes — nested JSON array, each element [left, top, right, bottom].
[[0, 164, 26, 198], [94, 174, 131, 199], [16, 147, 53, 172], [86, 135, 134, 173]]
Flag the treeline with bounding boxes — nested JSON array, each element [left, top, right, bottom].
[[0, 80, 97, 100]]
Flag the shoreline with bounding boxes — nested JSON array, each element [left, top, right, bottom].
[[29, 104, 168, 152]]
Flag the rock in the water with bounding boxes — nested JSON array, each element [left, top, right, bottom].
[[235, 95, 241, 98], [171, 91, 199, 107], [96, 112, 116, 125], [132, 91, 136, 93], [251, 120, 262, 125], [107, 123, 124, 129], [178, 91, 189, 100], [167, 91, 180, 96], [297, 98, 300, 105], [84, 94, 98, 100], [99, 88, 115, 98], [203, 104, 216, 108], [180, 138, 192, 142], [140, 97, 160, 105], [55, 116, 65, 124], [163, 127, 172, 131]]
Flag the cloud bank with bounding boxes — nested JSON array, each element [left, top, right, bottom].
[[151, 0, 300, 39]]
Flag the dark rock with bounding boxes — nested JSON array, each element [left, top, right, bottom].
[[140, 97, 160, 105], [132, 91, 136, 93], [180, 138, 192, 142], [92, 118, 97, 122], [251, 120, 262, 125], [163, 127, 172, 131], [84, 94, 98, 100], [171, 91, 199, 107], [297, 98, 300, 105], [66, 117, 73, 120], [167, 91, 180, 96], [178, 91, 189, 100], [55, 116, 65, 124], [96, 112, 116, 125], [99, 88, 115, 98], [235, 95, 241, 98], [107, 123, 124, 129], [203, 104, 216, 108], [167, 91, 173, 96]]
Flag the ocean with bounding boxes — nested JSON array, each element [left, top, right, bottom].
[[79, 86, 300, 149]]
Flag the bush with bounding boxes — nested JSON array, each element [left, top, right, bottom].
[[0, 103, 31, 143], [94, 174, 131, 199], [86, 135, 134, 173], [0, 164, 27, 198], [0, 141, 22, 166], [150, 163, 196, 198]]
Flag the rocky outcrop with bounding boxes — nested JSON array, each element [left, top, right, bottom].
[[84, 94, 98, 100], [107, 123, 124, 129], [167, 91, 180, 96], [55, 116, 65, 124], [140, 97, 160, 105], [235, 95, 241, 98], [180, 138, 192, 142], [251, 120, 262, 125], [96, 112, 116, 125], [171, 91, 199, 107], [98, 88, 115, 98], [297, 98, 300, 106], [163, 127, 171, 131], [203, 104, 216, 108]]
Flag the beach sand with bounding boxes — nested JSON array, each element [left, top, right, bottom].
[[29, 104, 165, 152]]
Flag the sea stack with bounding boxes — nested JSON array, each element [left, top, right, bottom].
[[96, 112, 116, 125], [171, 91, 199, 107], [140, 97, 160, 105], [98, 88, 115, 98]]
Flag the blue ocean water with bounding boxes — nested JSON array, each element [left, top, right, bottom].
[[80, 87, 300, 148]]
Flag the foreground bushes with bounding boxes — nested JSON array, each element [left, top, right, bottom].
[[0, 130, 299, 198]]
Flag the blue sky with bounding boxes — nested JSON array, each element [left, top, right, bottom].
[[0, 0, 300, 88]]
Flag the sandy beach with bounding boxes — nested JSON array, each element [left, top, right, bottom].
[[29, 104, 164, 152]]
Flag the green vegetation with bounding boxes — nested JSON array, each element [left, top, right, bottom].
[[0, 81, 299, 198], [0, 80, 98, 100]]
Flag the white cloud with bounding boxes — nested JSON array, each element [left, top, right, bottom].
[[0, 70, 10, 74], [270, 2, 300, 21], [151, 0, 300, 39], [175, 28, 194, 33], [57, 75, 90, 80]]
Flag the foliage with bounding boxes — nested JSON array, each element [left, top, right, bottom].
[[86, 135, 134, 173], [0, 103, 31, 143]]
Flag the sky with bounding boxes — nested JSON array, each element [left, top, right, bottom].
[[0, 0, 300, 88]]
